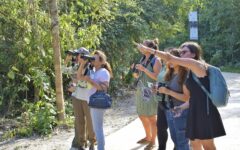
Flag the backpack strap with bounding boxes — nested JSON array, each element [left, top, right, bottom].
[[135, 54, 155, 83], [150, 57, 156, 69], [144, 54, 155, 68], [191, 72, 211, 115]]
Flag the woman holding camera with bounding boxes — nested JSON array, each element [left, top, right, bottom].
[[154, 47, 173, 150], [63, 48, 96, 150], [82, 50, 112, 150], [137, 42, 226, 150], [133, 39, 161, 150], [156, 48, 190, 150]]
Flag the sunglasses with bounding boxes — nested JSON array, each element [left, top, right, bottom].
[[180, 50, 189, 55]]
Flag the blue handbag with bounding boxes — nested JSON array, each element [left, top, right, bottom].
[[88, 83, 112, 109]]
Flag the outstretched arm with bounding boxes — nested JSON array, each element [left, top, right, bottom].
[[137, 44, 207, 78]]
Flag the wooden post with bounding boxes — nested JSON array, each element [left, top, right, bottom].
[[48, 0, 65, 121]]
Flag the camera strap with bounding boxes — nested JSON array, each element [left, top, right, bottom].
[[134, 54, 155, 86], [161, 95, 174, 110]]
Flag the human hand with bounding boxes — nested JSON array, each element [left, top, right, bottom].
[[172, 106, 183, 118], [158, 87, 169, 94], [135, 64, 146, 72], [130, 63, 135, 69], [67, 83, 76, 92], [151, 84, 158, 94], [83, 75, 91, 82], [65, 54, 72, 62], [79, 58, 88, 65]]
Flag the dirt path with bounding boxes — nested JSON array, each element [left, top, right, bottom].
[[0, 92, 138, 150]]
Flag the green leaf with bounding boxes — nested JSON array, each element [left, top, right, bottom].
[[12, 66, 19, 72], [23, 75, 31, 82], [18, 52, 25, 59], [24, 38, 30, 44], [7, 71, 15, 79]]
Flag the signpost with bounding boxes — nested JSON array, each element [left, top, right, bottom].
[[189, 11, 198, 41]]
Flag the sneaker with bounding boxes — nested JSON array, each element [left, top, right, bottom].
[[137, 138, 151, 144]]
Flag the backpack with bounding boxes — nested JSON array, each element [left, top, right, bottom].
[[192, 65, 230, 108]]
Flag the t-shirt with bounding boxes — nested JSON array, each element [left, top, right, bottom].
[[88, 68, 111, 102], [166, 74, 185, 106], [73, 70, 94, 102]]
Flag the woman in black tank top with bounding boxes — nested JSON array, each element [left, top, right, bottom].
[[137, 41, 226, 150]]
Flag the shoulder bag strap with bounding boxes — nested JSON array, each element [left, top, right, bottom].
[[191, 72, 211, 115]]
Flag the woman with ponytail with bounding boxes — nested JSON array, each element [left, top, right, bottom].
[[133, 39, 162, 150], [83, 50, 112, 150]]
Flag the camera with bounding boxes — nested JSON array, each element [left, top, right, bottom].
[[83, 63, 94, 76], [157, 82, 166, 88], [131, 64, 139, 73], [65, 50, 78, 56], [80, 55, 95, 61], [156, 82, 166, 96], [131, 64, 140, 78], [131, 55, 146, 79], [65, 50, 78, 66]]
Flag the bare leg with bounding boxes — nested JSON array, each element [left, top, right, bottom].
[[191, 139, 203, 150], [148, 115, 157, 144], [201, 139, 216, 150], [139, 115, 152, 141]]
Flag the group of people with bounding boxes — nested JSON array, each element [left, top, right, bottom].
[[134, 40, 226, 150], [63, 48, 112, 150], [62, 40, 226, 150]]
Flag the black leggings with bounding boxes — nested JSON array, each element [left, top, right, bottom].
[[157, 102, 168, 150]]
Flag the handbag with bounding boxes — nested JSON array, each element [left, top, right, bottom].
[[88, 83, 112, 109]]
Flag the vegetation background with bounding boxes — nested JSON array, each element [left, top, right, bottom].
[[0, 0, 240, 140]]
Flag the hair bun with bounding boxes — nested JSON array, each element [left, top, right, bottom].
[[153, 38, 159, 45]]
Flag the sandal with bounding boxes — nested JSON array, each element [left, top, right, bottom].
[[144, 142, 156, 150], [137, 138, 151, 144]]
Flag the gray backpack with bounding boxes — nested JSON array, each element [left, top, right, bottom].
[[192, 65, 230, 111]]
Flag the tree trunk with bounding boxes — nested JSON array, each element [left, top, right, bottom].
[[48, 0, 65, 121]]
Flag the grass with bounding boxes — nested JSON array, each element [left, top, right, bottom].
[[220, 66, 240, 73]]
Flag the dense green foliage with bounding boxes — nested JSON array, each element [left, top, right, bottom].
[[199, 0, 240, 66], [0, 0, 239, 138]]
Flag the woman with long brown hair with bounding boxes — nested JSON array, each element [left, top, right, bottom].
[[82, 50, 113, 150], [157, 48, 190, 150]]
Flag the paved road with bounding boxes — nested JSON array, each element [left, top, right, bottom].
[[105, 72, 240, 150]]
